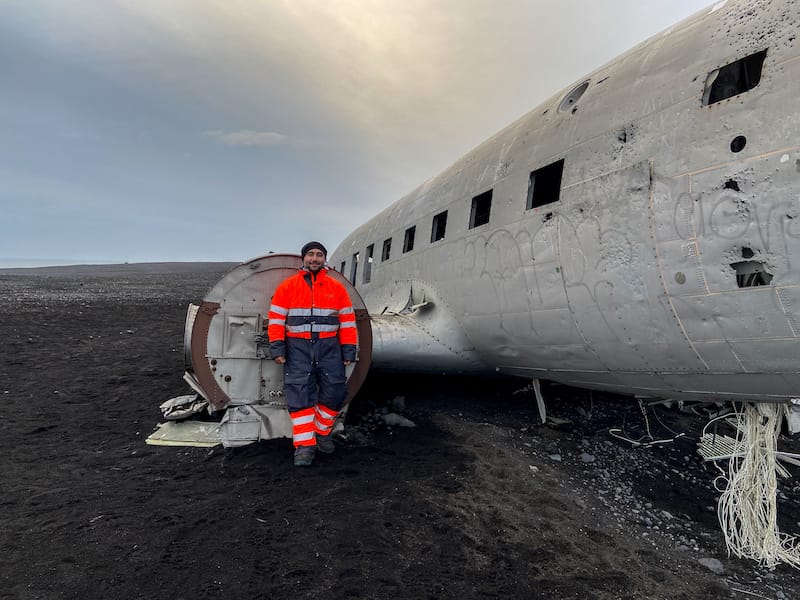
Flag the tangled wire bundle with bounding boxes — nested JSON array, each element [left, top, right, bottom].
[[716, 403, 800, 569]]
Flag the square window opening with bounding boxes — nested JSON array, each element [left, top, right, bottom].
[[363, 244, 374, 284], [703, 49, 767, 106], [350, 252, 359, 284], [527, 159, 564, 210], [469, 190, 493, 228], [403, 226, 416, 253], [382, 238, 392, 261], [431, 210, 448, 242]]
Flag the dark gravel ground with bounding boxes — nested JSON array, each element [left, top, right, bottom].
[[1, 263, 799, 600]]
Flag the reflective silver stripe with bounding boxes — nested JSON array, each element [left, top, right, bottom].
[[288, 308, 312, 317], [294, 431, 315, 442], [339, 321, 357, 329], [270, 305, 288, 315], [287, 324, 312, 334], [314, 419, 333, 433], [286, 324, 340, 333], [339, 307, 354, 315], [268, 318, 285, 325], [292, 413, 315, 425], [316, 405, 338, 419]]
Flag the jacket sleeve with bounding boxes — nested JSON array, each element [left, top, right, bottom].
[[336, 284, 358, 361], [267, 282, 290, 359]]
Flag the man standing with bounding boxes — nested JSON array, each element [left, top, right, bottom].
[[267, 242, 358, 467]]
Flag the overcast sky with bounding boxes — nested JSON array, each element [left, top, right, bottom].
[[0, 0, 712, 267]]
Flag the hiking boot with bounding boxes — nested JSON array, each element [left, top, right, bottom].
[[293, 446, 315, 467], [316, 434, 335, 454]]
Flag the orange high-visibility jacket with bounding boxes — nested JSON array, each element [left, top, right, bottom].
[[267, 268, 357, 353]]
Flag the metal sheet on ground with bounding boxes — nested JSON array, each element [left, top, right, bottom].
[[145, 421, 221, 447]]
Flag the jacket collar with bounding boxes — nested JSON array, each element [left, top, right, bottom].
[[300, 266, 328, 283]]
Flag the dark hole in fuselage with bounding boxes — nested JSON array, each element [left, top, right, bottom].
[[730, 136, 747, 153], [724, 179, 740, 191], [543, 212, 554, 223], [731, 260, 772, 287], [741, 247, 754, 258]]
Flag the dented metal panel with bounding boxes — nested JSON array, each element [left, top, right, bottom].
[[672, 290, 795, 342]]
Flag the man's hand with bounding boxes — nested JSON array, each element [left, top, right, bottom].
[[343, 360, 351, 366], [274, 356, 286, 364]]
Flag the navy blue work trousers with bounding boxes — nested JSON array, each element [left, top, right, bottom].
[[283, 336, 347, 412]]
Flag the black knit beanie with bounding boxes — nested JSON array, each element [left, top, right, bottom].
[[301, 241, 327, 257]]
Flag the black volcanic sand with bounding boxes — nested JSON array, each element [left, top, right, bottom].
[[2, 264, 800, 599]]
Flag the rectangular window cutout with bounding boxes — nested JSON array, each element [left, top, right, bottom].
[[350, 252, 359, 284], [527, 159, 564, 210], [703, 49, 767, 106], [431, 210, 448, 242], [469, 190, 492, 228], [339, 261, 345, 274], [403, 226, 416, 253], [363, 244, 374, 284], [382, 238, 392, 261]]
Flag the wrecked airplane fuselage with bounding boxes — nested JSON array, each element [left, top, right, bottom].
[[332, 0, 800, 405]]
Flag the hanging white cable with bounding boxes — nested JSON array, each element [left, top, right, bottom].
[[715, 403, 800, 569]]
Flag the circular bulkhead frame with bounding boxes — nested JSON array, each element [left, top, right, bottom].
[[186, 254, 372, 411]]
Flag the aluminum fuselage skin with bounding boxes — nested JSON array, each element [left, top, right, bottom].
[[331, 0, 800, 403]]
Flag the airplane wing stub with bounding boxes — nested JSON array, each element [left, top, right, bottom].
[[370, 313, 486, 374], [369, 280, 488, 374]]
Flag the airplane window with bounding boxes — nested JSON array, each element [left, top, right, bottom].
[[703, 49, 767, 106], [350, 252, 359, 284], [363, 244, 374, 284], [403, 226, 416, 253], [469, 190, 492, 228], [431, 210, 448, 242], [382, 238, 392, 261], [527, 159, 564, 210], [339, 261, 345, 273]]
